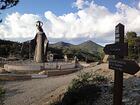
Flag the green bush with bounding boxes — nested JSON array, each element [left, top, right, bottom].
[[92, 75, 108, 84], [51, 72, 108, 105], [68, 72, 93, 92], [0, 87, 5, 96]]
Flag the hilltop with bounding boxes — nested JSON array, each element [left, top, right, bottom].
[[50, 41, 73, 47], [50, 40, 103, 53], [49, 40, 104, 62]]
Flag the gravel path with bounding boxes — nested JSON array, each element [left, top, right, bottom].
[[3, 74, 76, 105], [2, 64, 107, 105]]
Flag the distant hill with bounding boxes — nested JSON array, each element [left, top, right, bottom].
[[49, 40, 104, 62], [50, 41, 73, 48], [77, 40, 103, 53], [0, 39, 19, 45], [0, 39, 21, 57], [50, 40, 103, 54]]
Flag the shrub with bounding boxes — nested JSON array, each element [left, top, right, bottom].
[[92, 75, 108, 84], [62, 84, 100, 105], [51, 72, 108, 105], [0, 87, 5, 96], [68, 72, 93, 92]]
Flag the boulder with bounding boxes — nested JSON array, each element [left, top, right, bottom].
[[135, 71, 140, 78], [0, 67, 7, 73], [38, 70, 48, 75]]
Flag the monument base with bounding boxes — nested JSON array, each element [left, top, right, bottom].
[[4, 61, 78, 72]]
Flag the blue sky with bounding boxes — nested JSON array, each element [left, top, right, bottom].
[[0, 0, 140, 45], [2, 0, 133, 17]]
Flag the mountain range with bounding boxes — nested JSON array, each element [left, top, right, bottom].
[[50, 40, 103, 54], [49, 40, 103, 62]]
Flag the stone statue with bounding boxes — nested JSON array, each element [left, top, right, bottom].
[[34, 21, 49, 63]]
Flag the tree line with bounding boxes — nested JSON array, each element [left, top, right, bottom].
[[125, 32, 140, 61]]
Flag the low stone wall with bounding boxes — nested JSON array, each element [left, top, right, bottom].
[[0, 68, 79, 80], [47, 69, 78, 77], [0, 74, 31, 81], [4, 63, 77, 72], [44, 63, 57, 70], [58, 63, 75, 70], [4, 64, 42, 71]]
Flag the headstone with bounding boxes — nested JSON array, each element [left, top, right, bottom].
[[102, 55, 109, 63], [64, 55, 68, 62], [74, 56, 79, 68]]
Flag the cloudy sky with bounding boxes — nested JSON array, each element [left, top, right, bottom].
[[0, 0, 140, 46]]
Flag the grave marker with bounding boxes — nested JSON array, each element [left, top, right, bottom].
[[104, 23, 140, 105]]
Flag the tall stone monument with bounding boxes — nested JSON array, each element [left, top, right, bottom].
[[34, 21, 49, 63]]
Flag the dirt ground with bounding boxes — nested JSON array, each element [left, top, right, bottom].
[[1, 63, 140, 105]]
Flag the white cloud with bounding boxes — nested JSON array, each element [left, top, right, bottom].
[[73, 0, 91, 9], [0, 12, 40, 41], [1, 1, 140, 45], [44, 1, 140, 45], [73, 0, 85, 9], [138, 1, 140, 9]]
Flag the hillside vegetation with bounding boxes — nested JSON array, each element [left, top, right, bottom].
[[0, 39, 21, 58], [50, 40, 104, 62], [0, 39, 103, 62]]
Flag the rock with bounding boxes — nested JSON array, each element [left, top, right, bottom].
[[135, 96, 140, 104], [136, 71, 140, 78], [132, 88, 140, 93], [0, 67, 7, 73], [130, 93, 140, 98], [122, 98, 130, 103], [102, 55, 109, 63], [38, 70, 47, 75]]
